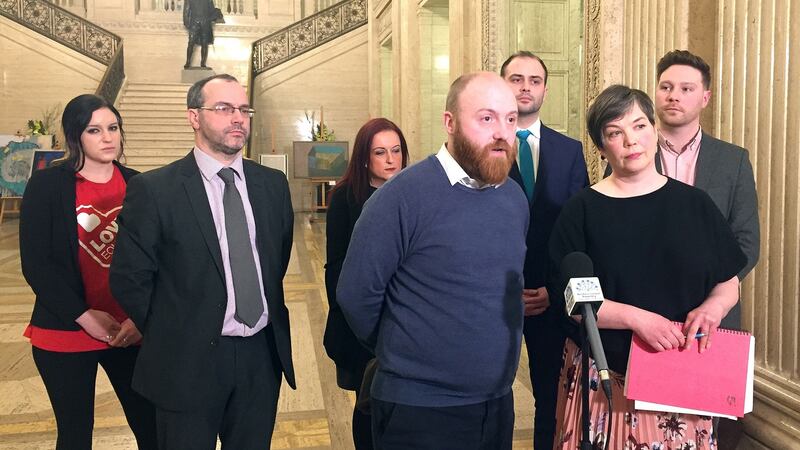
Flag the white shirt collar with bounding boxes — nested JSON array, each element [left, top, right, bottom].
[[193, 147, 245, 182], [435, 144, 499, 189], [518, 118, 542, 139]]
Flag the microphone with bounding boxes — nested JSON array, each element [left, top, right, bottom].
[[561, 251, 612, 401]]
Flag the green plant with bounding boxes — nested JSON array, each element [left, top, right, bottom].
[[26, 104, 61, 136], [302, 110, 336, 142], [27, 119, 47, 136], [313, 122, 335, 141]]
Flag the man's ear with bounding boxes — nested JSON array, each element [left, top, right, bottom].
[[444, 111, 456, 135], [187, 109, 200, 130], [702, 89, 711, 108]]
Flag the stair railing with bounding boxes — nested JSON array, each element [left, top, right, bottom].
[[250, 0, 366, 78], [0, 0, 125, 103]]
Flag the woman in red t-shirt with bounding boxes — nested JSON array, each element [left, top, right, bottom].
[[20, 94, 156, 449]]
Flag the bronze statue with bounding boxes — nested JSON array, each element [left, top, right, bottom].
[[183, 0, 220, 69]]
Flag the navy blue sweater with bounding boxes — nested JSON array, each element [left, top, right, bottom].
[[337, 155, 529, 407]]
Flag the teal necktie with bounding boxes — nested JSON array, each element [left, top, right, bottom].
[[516, 129, 535, 201]]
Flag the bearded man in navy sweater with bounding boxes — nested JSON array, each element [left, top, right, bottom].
[[337, 72, 529, 449]]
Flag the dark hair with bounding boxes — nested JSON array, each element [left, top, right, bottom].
[[61, 94, 125, 171], [586, 84, 655, 150], [187, 73, 239, 108], [331, 118, 410, 205], [499, 51, 549, 84], [656, 50, 711, 89]]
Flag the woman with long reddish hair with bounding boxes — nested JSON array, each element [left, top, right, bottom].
[[324, 118, 409, 449]]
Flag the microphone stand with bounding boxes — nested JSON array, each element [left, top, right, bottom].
[[580, 323, 592, 450], [577, 305, 613, 450]]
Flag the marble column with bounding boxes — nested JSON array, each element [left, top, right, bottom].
[[715, 1, 800, 446]]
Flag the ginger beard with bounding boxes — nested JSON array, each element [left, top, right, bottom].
[[451, 121, 516, 185]]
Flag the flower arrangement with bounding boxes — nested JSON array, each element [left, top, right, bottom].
[[25, 104, 61, 136], [313, 122, 335, 141], [302, 108, 336, 142], [27, 120, 48, 136]]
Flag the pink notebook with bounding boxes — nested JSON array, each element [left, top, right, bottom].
[[624, 322, 754, 418]]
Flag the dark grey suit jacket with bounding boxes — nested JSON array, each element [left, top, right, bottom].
[[606, 132, 760, 328], [110, 152, 295, 410]]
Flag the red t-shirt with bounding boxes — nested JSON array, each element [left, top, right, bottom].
[[25, 166, 130, 352]]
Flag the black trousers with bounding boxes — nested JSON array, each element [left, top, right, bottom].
[[523, 310, 567, 450], [336, 364, 374, 450], [155, 327, 282, 449], [32, 345, 157, 450], [371, 392, 514, 450]]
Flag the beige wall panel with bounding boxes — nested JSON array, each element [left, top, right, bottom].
[[448, 0, 482, 77], [540, 70, 567, 130], [393, 0, 420, 161], [713, 0, 800, 447], [788, 0, 800, 381], [87, 0, 135, 22], [418, 6, 448, 155], [0, 18, 105, 136], [511, 1, 566, 55], [252, 28, 369, 211], [622, 0, 689, 95], [380, 40, 394, 120], [269, 0, 295, 17]]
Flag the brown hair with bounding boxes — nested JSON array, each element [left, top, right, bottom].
[[331, 118, 410, 205], [656, 50, 711, 89], [499, 51, 549, 84]]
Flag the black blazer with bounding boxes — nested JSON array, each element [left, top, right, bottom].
[[20, 161, 138, 331], [509, 125, 589, 294], [110, 152, 295, 411], [323, 184, 374, 371]]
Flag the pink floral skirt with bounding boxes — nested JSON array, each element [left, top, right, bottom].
[[553, 339, 716, 450]]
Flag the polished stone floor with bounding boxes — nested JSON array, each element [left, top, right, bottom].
[[0, 213, 536, 449]]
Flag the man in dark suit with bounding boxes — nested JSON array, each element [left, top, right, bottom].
[[654, 51, 760, 323], [110, 74, 295, 449], [501, 52, 589, 449]]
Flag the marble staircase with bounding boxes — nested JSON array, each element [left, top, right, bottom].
[[117, 83, 194, 173]]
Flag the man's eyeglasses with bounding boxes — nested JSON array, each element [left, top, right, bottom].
[[194, 104, 256, 118]]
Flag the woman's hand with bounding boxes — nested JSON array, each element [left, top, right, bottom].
[[109, 319, 143, 348], [683, 276, 740, 353], [682, 301, 726, 353], [76, 309, 121, 343], [630, 309, 686, 352]]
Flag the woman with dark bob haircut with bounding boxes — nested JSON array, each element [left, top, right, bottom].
[[19, 94, 156, 448], [324, 117, 409, 449], [548, 85, 745, 449]]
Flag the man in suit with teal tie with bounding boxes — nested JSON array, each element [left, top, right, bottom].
[[501, 52, 589, 449]]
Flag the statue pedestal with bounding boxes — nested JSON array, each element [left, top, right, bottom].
[[181, 67, 215, 84]]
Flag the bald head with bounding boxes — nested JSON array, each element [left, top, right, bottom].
[[443, 72, 518, 184]]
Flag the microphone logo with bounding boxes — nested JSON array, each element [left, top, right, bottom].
[[575, 279, 597, 292]]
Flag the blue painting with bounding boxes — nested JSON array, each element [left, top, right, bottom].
[[0, 141, 38, 196], [293, 141, 349, 179], [308, 144, 347, 178]]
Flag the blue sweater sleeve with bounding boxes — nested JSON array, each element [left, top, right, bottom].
[[336, 182, 409, 348]]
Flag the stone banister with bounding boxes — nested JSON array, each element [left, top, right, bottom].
[[1, 0, 125, 102]]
